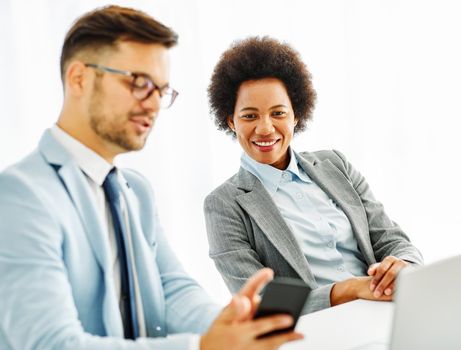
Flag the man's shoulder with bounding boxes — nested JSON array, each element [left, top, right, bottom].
[[0, 150, 62, 228], [0, 149, 52, 192]]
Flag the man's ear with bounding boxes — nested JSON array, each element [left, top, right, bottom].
[[65, 61, 88, 97], [227, 115, 235, 131]]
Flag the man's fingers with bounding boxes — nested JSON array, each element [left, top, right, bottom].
[[217, 295, 252, 324], [251, 294, 262, 315], [246, 314, 293, 338], [238, 268, 274, 300], [253, 294, 262, 306], [215, 268, 278, 326], [238, 269, 274, 319], [243, 294, 262, 321]]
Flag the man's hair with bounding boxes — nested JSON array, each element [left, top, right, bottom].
[[208, 36, 317, 136], [60, 5, 178, 83]]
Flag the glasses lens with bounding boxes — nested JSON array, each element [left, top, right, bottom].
[[132, 76, 178, 108], [132, 76, 152, 100]]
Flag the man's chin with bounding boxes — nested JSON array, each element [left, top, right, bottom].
[[110, 137, 147, 154], [121, 141, 146, 152]]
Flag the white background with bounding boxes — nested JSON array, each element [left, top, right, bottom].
[[1, 0, 460, 304]]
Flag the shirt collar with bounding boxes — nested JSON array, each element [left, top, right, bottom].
[[240, 147, 312, 195], [291, 152, 313, 184], [50, 125, 113, 186]]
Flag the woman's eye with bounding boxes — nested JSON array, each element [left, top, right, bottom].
[[272, 111, 286, 117], [241, 114, 257, 119]]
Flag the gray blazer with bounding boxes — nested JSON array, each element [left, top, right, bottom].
[[204, 150, 423, 314]]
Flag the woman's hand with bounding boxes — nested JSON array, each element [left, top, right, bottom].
[[367, 256, 409, 298], [330, 276, 392, 306]]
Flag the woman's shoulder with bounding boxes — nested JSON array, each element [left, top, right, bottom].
[[297, 149, 349, 169], [206, 167, 258, 201]]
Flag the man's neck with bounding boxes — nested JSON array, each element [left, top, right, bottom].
[[56, 115, 117, 164]]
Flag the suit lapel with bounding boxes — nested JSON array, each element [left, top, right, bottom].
[[119, 177, 166, 336], [235, 169, 317, 288], [39, 130, 122, 336], [57, 164, 113, 271], [59, 164, 126, 335], [39, 131, 112, 273], [296, 155, 375, 264]]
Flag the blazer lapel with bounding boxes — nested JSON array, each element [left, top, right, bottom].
[[59, 164, 113, 268], [296, 155, 375, 264], [39, 131, 112, 272], [39, 130, 122, 336], [59, 163, 125, 335], [235, 169, 317, 288], [119, 177, 166, 336]]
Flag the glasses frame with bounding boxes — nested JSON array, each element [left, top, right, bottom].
[[84, 63, 178, 109]]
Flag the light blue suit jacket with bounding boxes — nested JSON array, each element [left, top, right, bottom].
[[0, 130, 220, 350]]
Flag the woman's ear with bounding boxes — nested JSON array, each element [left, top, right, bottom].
[[294, 117, 299, 127], [227, 115, 235, 131]]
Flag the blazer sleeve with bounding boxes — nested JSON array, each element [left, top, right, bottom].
[[330, 150, 424, 265], [204, 192, 265, 294], [0, 171, 211, 350], [151, 200, 222, 335]]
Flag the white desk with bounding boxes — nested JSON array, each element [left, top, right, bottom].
[[282, 300, 394, 350]]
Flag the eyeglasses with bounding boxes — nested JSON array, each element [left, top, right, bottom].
[[85, 63, 178, 109]]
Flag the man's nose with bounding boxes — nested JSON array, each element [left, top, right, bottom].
[[140, 89, 161, 113]]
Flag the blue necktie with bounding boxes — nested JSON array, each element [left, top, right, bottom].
[[103, 168, 139, 339]]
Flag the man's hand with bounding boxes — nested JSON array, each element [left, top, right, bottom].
[[368, 256, 409, 298], [200, 269, 304, 350], [235, 268, 273, 320]]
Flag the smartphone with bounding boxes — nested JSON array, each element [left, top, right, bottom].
[[253, 277, 310, 338]]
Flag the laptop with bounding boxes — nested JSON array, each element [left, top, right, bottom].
[[350, 254, 461, 350]]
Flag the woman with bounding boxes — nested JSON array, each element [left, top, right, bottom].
[[205, 36, 423, 314]]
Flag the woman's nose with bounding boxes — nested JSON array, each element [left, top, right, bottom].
[[255, 116, 275, 135]]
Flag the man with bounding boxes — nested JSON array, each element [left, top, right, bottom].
[[0, 5, 302, 350]]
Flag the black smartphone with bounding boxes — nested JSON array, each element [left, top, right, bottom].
[[253, 277, 310, 338]]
